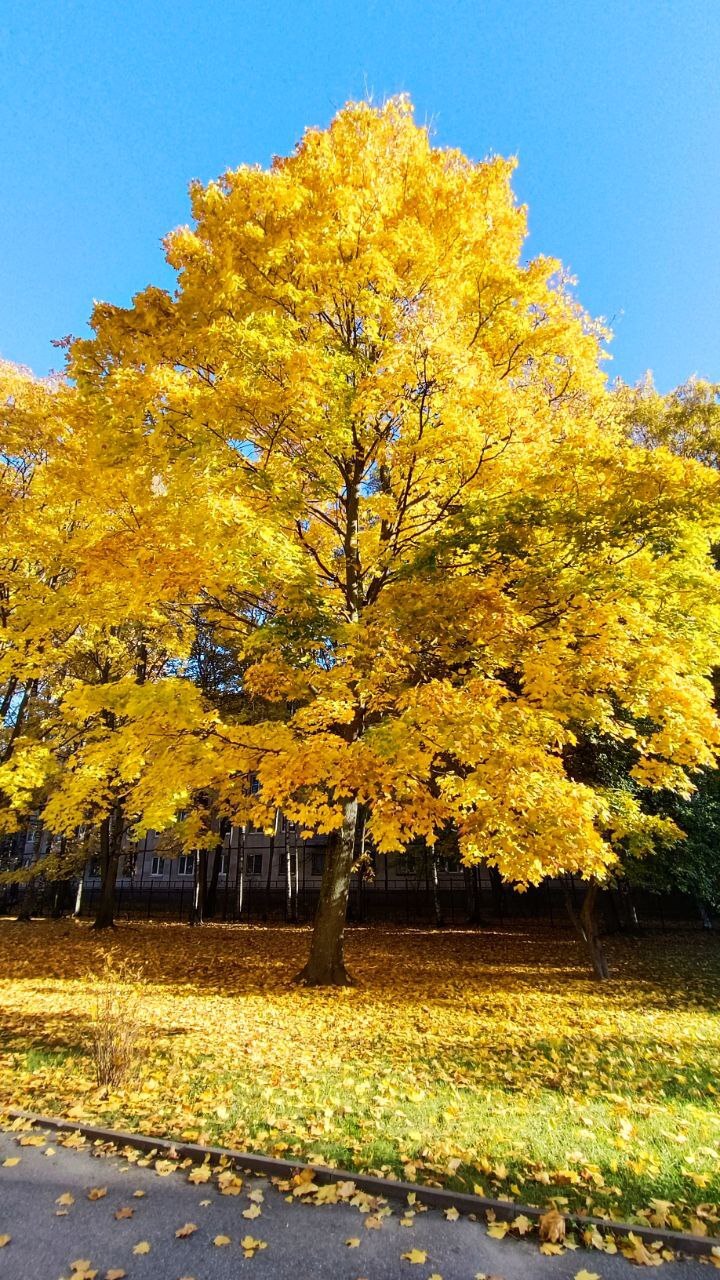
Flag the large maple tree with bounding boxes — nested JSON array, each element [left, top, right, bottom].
[[4, 100, 720, 980]]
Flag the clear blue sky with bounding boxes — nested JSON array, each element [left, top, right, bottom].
[[1, 0, 717, 389]]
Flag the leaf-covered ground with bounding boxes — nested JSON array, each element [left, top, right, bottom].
[[1, 920, 719, 1234]]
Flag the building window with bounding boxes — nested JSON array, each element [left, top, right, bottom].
[[246, 852, 263, 876], [121, 853, 137, 879], [151, 856, 166, 878], [177, 854, 195, 877], [311, 848, 325, 876], [217, 850, 229, 878], [394, 852, 417, 877]]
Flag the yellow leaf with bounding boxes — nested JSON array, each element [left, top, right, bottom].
[[2, 1157, 20, 1167], [133, 1241, 151, 1255], [0, 1235, 10, 1247], [487, 1221, 509, 1239], [175, 1222, 198, 1237], [242, 1203, 262, 1219], [402, 1249, 428, 1263], [345, 1237, 361, 1247], [56, 1192, 75, 1205], [512, 1213, 532, 1235], [87, 1187, 108, 1201], [444, 1206, 459, 1221], [213, 1235, 231, 1246]]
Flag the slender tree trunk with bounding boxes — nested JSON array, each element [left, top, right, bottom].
[[696, 897, 715, 929], [293, 799, 358, 986], [189, 849, 208, 925], [92, 810, 122, 930], [236, 830, 245, 919], [0, 674, 18, 721], [49, 834, 68, 917], [204, 842, 223, 918], [431, 853, 444, 927], [284, 824, 295, 922], [264, 826, 276, 919], [564, 878, 610, 980], [466, 865, 484, 923], [1, 678, 37, 766]]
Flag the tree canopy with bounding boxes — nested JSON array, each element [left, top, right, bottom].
[[2, 99, 720, 978]]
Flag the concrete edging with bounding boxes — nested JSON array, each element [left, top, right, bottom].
[[5, 1107, 720, 1260]]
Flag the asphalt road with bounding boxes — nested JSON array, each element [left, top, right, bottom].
[[0, 1125, 713, 1279]]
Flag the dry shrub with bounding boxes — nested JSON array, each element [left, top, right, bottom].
[[90, 956, 145, 1090]]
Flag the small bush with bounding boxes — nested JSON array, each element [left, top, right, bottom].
[[90, 957, 145, 1090]]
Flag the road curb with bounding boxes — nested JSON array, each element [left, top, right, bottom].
[[5, 1107, 720, 1260]]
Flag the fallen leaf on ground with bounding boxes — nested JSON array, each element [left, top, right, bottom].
[[401, 1249, 428, 1264], [133, 1241, 151, 1255], [105, 1271, 126, 1279], [620, 1234, 664, 1266], [539, 1208, 565, 1243], [213, 1235, 231, 1246], [345, 1237, 360, 1247], [2, 1157, 20, 1167], [56, 1192, 75, 1206], [242, 1203, 262, 1219], [240, 1235, 267, 1256], [444, 1206, 459, 1221], [175, 1222, 198, 1238], [512, 1213, 533, 1235], [487, 1221, 509, 1239], [114, 1207, 134, 1220], [0, 1235, 10, 1247], [87, 1187, 108, 1201]]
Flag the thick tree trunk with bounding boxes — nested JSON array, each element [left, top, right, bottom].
[[294, 800, 358, 986], [564, 879, 610, 980], [15, 877, 38, 922], [92, 809, 122, 930]]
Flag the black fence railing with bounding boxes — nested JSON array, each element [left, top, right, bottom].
[[1, 869, 712, 933]]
